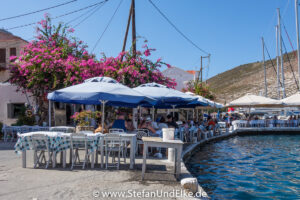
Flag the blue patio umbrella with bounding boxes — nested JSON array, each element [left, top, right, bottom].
[[47, 77, 155, 129], [133, 83, 198, 108]]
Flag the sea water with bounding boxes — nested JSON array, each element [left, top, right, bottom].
[[186, 135, 300, 200]]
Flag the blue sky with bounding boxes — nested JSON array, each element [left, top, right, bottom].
[[0, 0, 297, 79]]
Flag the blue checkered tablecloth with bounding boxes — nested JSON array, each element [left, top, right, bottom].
[[15, 132, 101, 154]]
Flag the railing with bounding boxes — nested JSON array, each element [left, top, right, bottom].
[[232, 120, 300, 129]]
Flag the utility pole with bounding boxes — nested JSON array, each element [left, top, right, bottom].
[[121, 0, 136, 60], [121, 3, 133, 54], [131, 0, 136, 58], [262, 37, 267, 97], [200, 56, 203, 83], [198, 55, 210, 84], [276, 25, 281, 99], [277, 8, 286, 98], [295, 0, 300, 91]]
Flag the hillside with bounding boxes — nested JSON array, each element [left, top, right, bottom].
[[207, 51, 298, 104]]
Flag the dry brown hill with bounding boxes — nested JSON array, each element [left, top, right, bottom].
[[207, 51, 299, 104]]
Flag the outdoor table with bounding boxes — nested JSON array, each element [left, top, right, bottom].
[[141, 137, 183, 180], [15, 132, 99, 169], [49, 126, 75, 133], [96, 133, 137, 169]]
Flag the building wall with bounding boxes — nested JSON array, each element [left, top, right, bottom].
[[0, 83, 33, 125], [162, 67, 195, 91], [0, 39, 27, 82], [0, 31, 29, 125]]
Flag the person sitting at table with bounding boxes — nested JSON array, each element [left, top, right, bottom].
[[138, 117, 158, 136], [110, 113, 128, 132], [207, 116, 216, 130], [166, 114, 178, 129], [158, 116, 168, 130], [126, 114, 135, 131], [94, 119, 108, 133]]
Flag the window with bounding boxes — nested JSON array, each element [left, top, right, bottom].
[[7, 103, 25, 119], [0, 48, 5, 63], [10, 48, 16, 56]]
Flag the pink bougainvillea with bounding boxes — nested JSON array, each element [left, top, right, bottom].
[[9, 15, 176, 123]]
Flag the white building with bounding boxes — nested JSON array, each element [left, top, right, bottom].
[[0, 29, 32, 125], [162, 66, 197, 91]]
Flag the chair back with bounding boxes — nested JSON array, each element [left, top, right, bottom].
[[109, 128, 124, 134], [104, 133, 123, 148], [136, 130, 149, 140], [70, 133, 87, 149]]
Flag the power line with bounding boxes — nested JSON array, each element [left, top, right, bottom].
[[0, 0, 77, 22], [73, 2, 107, 28], [92, 0, 123, 53], [66, 3, 102, 25], [6, 0, 108, 30], [148, 0, 210, 55], [263, 40, 283, 87]]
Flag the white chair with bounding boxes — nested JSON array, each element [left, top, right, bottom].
[[3, 127, 17, 142], [70, 133, 89, 170], [109, 128, 124, 134], [104, 134, 125, 170], [136, 129, 149, 155], [31, 134, 52, 169]]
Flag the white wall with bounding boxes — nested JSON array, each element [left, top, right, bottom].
[[162, 67, 194, 91]]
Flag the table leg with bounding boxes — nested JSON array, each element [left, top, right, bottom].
[[100, 139, 104, 168], [22, 150, 26, 168], [91, 152, 95, 169], [52, 152, 56, 168], [95, 151, 98, 165], [174, 148, 177, 174], [63, 150, 66, 168], [141, 143, 147, 180], [69, 149, 72, 164], [130, 137, 136, 169], [176, 146, 182, 179], [60, 151, 63, 165], [33, 150, 37, 167]]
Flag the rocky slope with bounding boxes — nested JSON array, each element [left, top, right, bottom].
[[207, 51, 299, 104]]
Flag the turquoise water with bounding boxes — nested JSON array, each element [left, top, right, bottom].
[[186, 135, 300, 200]]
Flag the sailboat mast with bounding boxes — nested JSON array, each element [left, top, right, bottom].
[[295, 0, 300, 90], [262, 37, 267, 97], [277, 8, 286, 98], [276, 25, 281, 99]]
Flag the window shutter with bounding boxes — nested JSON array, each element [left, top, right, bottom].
[[7, 103, 13, 118], [0, 48, 6, 63], [10, 48, 16, 56]]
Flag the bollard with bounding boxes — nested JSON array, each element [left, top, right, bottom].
[[168, 148, 175, 162]]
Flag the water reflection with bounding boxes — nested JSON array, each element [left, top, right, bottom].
[[186, 135, 300, 200]]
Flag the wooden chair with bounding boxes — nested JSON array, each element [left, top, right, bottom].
[[70, 133, 89, 170], [31, 134, 52, 169], [104, 134, 125, 170]]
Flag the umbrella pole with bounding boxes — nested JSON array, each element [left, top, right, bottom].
[[48, 100, 51, 127], [196, 108, 199, 122], [172, 105, 176, 118], [152, 106, 155, 121], [101, 100, 107, 133], [139, 106, 142, 119]]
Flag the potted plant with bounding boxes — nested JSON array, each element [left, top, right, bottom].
[[71, 110, 101, 133]]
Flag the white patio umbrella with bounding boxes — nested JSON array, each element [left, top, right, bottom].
[[281, 92, 300, 107], [227, 93, 283, 107]]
